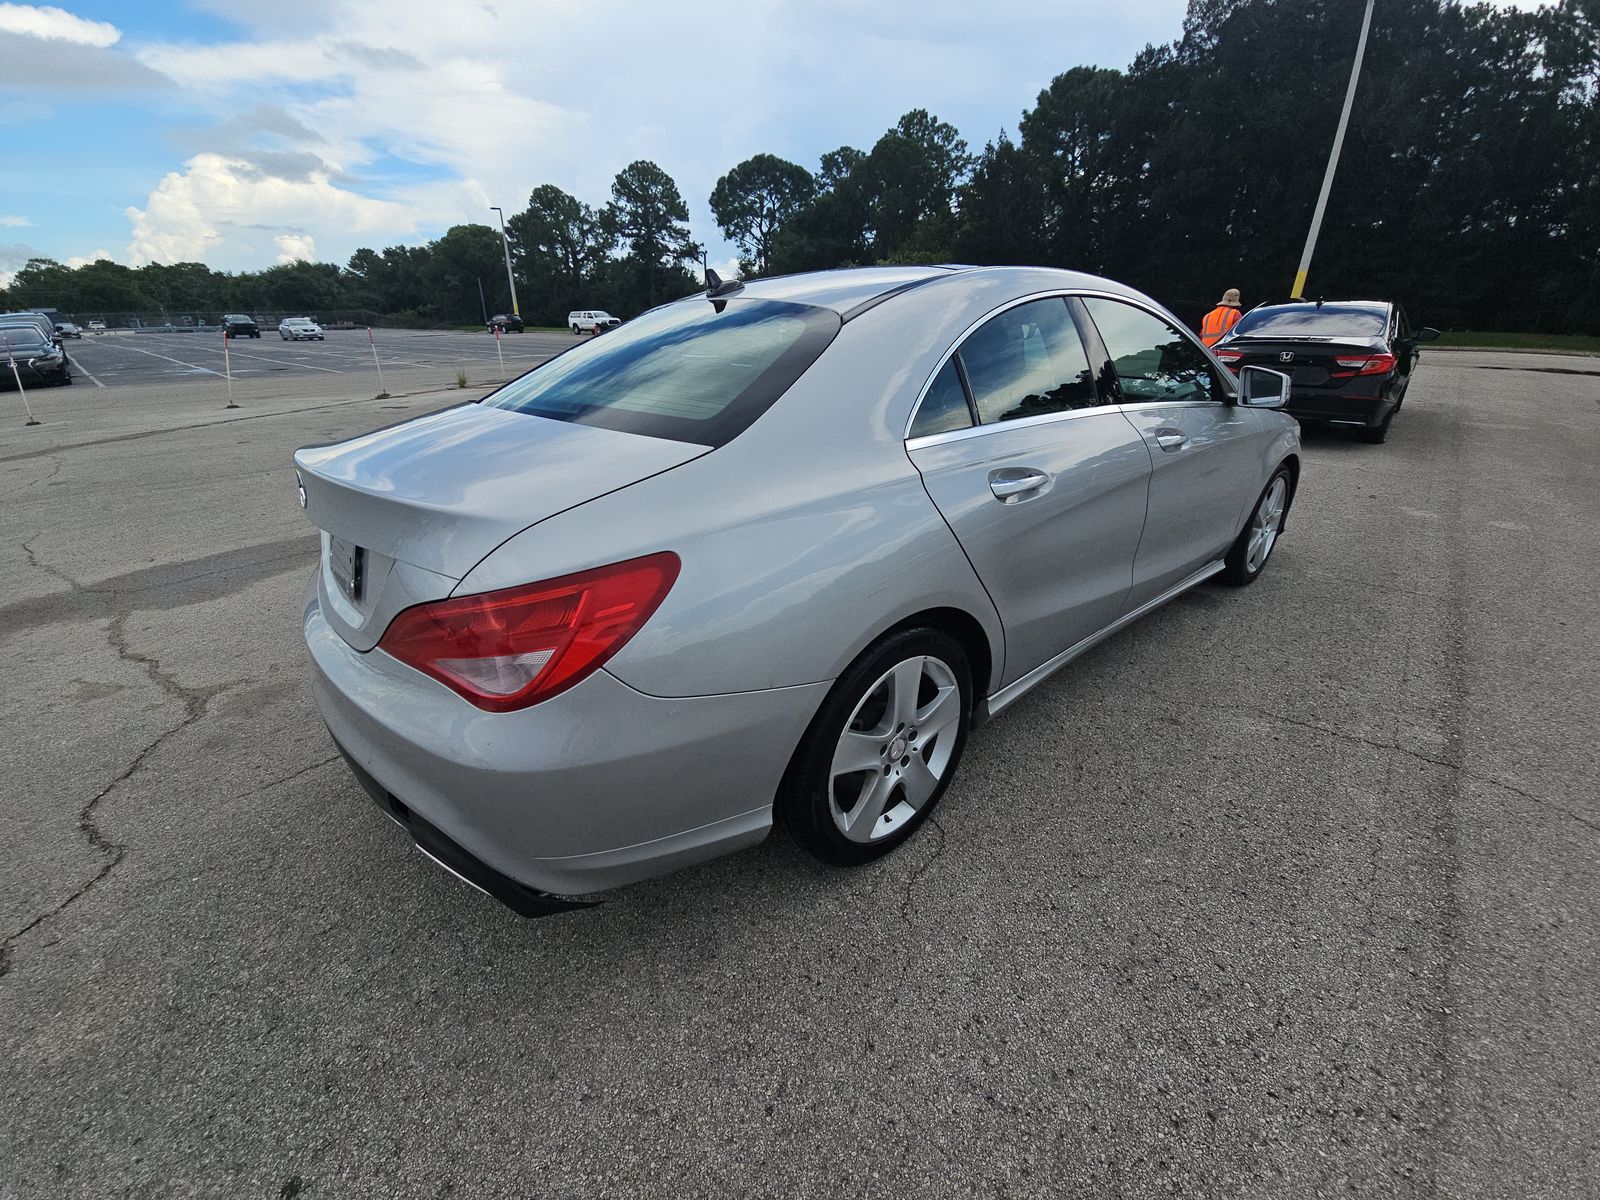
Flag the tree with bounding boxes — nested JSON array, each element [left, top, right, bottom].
[[709, 154, 816, 276], [768, 145, 873, 273], [505, 184, 609, 324], [603, 160, 698, 312], [1017, 67, 1128, 271], [426, 223, 509, 321], [859, 109, 972, 260], [953, 134, 1050, 266]]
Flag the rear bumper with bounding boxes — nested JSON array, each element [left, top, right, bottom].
[[305, 592, 828, 906], [1285, 390, 1393, 427]]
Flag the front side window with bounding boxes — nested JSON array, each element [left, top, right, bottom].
[[1082, 298, 1221, 404], [484, 297, 839, 446], [957, 298, 1098, 424]]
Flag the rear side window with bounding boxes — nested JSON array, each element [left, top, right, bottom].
[[1082, 298, 1221, 404], [909, 359, 973, 438], [958, 298, 1098, 424], [485, 298, 840, 447]]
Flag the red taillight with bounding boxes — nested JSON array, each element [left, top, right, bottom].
[[377, 552, 680, 712], [1332, 352, 1397, 376], [1214, 348, 1243, 364]]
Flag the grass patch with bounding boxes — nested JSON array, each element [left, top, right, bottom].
[[1436, 331, 1600, 353]]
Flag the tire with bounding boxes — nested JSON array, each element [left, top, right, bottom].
[[777, 626, 973, 866], [572, 324, 581, 334], [59, 370, 71, 386], [1359, 408, 1394, 444], [1221, 466, 1292, 586]]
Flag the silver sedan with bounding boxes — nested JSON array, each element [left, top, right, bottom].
[[295, 266, 1300, 916]]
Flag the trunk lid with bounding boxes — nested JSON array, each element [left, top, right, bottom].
[[294, 402, 706, 650], [1216, 336, 1388, 388]]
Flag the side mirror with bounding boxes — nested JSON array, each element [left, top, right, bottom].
[[1239, 365, 1291, 409], [1415, 326, 1440, 343]]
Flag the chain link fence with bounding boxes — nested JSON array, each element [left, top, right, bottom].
[[49, 309, 407, 332]]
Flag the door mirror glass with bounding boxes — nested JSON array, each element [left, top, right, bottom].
[[1239, 365, 1290, 408], [1415, 326, 1441, 343]]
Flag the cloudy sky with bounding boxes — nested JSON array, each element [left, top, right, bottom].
[[0, 0, 1542, 285]]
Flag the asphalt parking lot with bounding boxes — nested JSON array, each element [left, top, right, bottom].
[[52, 326, 576, 393], [0, 349, 1596, 1197]]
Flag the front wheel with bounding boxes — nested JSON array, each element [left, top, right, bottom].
[[1220, 467, 1291, 586], [778, 627, 972, 866]]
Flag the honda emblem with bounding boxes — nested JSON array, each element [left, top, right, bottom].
[[1278, 351, 1295, 363]]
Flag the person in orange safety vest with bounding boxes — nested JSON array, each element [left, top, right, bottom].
[[1200, 288, 1243, 346]]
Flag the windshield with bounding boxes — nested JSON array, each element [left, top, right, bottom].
[[0, 328, 52, 351], [1230, 305, 1388, 339], [483, 297, 840, 446]]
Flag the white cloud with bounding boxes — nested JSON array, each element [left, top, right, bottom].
[[125, 152, 415, 268], [274, 233, 316, 262], [107, 0, 1190, 272], [65, 248, 112, 268], [0, 240, 41, 288], [0, 2, 118, 46], [0, 215, 29, 227]]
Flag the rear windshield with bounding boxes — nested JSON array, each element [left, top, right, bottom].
[[1231, 305, 1388, 339], [483, 297, 840, 446]]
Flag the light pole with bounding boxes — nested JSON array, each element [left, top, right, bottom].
[[490, 205, 520, 318], [1290, 0, 1376, 299]]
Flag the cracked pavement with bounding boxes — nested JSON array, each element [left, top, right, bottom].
[[0, 352, 1596, 1197]]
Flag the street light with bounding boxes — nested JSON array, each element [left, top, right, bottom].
[[1290, 0, 1376, 299], [490, 205, 520, 318]]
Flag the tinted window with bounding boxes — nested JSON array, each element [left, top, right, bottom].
[[1083, 298, 1220, 404], [957, 298, 1097, 424], [484, 297, 839, 447], [0, 324, 51, 349], [1230, 304, 1389, 339], [910, 358, 973, 438]]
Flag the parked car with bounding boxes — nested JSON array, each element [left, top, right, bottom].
[[296, 265, 1299, 916], [222, 314, 261, 338], [1212, 300, 1438, 443], [0, 326, 70, 387], [1, 311, 61, 347], [279, 317, 325, 341], [568, 309, 620, 334], [86, 319, 107, 333], [488, 313, 524, 333], [53, 321, 83, 339]]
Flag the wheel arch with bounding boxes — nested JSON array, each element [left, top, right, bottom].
[[878, 605, 997, 721], [1279, 452, 1301, 517]]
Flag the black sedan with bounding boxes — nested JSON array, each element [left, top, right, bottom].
[[0, 327, 70, 387], [1214, 300, 1438, 443], [487, 313, 524, 333], [222, 314, 261, 338]]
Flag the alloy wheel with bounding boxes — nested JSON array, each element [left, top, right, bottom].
[[829, 655, 961, 843], [1246, 476, 1288, 573]]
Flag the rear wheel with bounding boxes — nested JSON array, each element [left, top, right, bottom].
[[571, 324, 581, 334], [778, 627, 972, 866], [1221, 467, 1291, 586], [1360, 407, 1394, 444]]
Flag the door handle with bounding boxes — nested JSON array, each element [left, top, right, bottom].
[[989, 468, 1051, 502], [1153, 428, 1187, 452]]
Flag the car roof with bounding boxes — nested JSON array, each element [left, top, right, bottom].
[[714, 265, 1153, 320]]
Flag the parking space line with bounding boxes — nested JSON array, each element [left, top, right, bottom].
[[66, 353, 106, 388], [98, 340, 225, 377], [136, 334, 347, 375]]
